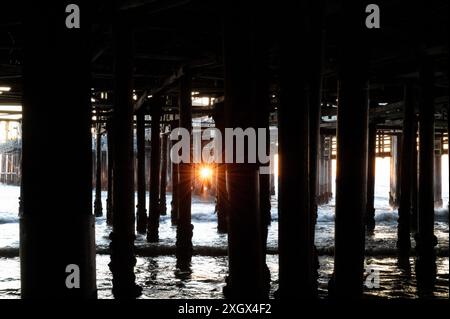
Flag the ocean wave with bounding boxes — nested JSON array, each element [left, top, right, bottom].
[[159, 212, 219, 223], [0, 215, 18, 224], [315, 208, 449, 224], [374, 211, 398, 223], [317, 213, 335, 222], [2, 245, 448, 258], [435, 207, 449, 221], [316, 246, 449, 257], [1, 206, 447, 226], [190, 212, 218, 222]]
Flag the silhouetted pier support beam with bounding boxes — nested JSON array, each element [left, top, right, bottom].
[[318, 135, 333, 204], [308, 0, 324, 228], [147, 98, 162, 242], [411, 123, 419, 233], [433, 138, 442, 208], [213, 102, 228, 233], [94, 125, 103, 217], [109, 11, 141, 298], [415, 58, 437, 293], [4, 155, 7, 184], [3, 155, 7, 184], [136, 110, 147, 234], [176, 71, 193, 269], [318, 135, 326, 204], [7, 156, 10, 184], [277, 1, 315, 299], [171, 128, 179, 226], [215, 162, 228, 232], [21, 1, 96, 298], [258, 122, 271, 246], [1, 155, 4, 184], [160, 131, 168, 216], [9, 155, 12, 184], [7, 154, 11, 184], [326, 142, 333, 200], [255, 44, 272, 295], [171, 162, 179, 225], [389, 136, 401, 208], [330, 2, 369, 299], [398, 84, 414, 260], [307, 0, 324, 294], [106, 120, 114, 226], [222, 1, 265, 298], [366, 123, 376, 233], [448, 72, 450, 212], [269, 165, 275, 196], [0, 154, 5, 183]]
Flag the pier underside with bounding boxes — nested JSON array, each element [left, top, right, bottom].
[[0, 0, 449, 301]]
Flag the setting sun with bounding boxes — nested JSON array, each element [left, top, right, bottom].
[[199, 166, 213, 180]]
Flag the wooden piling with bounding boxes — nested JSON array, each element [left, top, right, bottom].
[[411, 121, 419, 233], [5, 154, 9, 184], [109, 10, 141, 298], [176, 71, 193, 269], [269, 172, 275, 196], [1, 154, 6, 183], [326, 140, 333, 201], [170, 121, 180, 225], [398, 84, 414, 260], [213, 102, 228, 233], [255, 44, 272, 296], [330, 1, 369, 299], [147, 97, 162, 242], [277, 0, 315, 299], [171, 162, 179, 225], [433, 138, 443, 208], [308, 0, 325, 240], [318, 135, 326, 204], [94, 125, 103, 217], [366, 123, 377, 233], [136, 109, 147, 234], [160, 131, 168, 216], [106, 120, 114, 226], [415, 57, 437, 293], [20, 1, 96, 298], [389, 136, 401, 208], [222, 0, 266, 298]]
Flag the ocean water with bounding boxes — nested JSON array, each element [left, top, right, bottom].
[[0, 157, 449, 299]]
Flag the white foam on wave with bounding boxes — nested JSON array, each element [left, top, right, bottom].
[[0, 213, 18, 224], [0, 185, 19, 218], [317, 211, 335, 222], [374, 210, 398, 223], [435, 207, 449, 221], [0, 184, 448, 254]]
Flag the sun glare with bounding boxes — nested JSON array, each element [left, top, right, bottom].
[[199, 166, 213, 180]]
